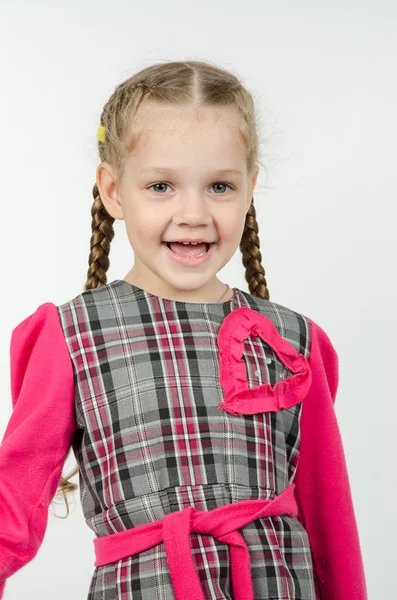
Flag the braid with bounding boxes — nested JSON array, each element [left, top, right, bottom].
[[240, 198, 270, 301], [84, 183, 115, 292]]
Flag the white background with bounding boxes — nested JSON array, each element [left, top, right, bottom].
[[1, 0, 395, 598]]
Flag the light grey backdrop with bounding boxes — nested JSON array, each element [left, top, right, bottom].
[[1, 0, 395, 598]]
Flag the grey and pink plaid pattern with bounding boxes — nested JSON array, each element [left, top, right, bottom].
[[56, 280, 316, 599]]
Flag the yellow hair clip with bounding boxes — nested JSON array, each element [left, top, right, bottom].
[[97, 124, 106, 143]]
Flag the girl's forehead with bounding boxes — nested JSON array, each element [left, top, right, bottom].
[[125, 108, 246, 167], [125, 138, 247, 178]]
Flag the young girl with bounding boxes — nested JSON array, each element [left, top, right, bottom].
[[0, 60, 367, 600]]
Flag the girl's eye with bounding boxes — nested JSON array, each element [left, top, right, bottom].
[[148, 182, 171, 193], [211, 182, 234, 194], [147, 182, 234, 194]]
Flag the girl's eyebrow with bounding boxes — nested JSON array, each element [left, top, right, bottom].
[[138, 167, 243, 177]]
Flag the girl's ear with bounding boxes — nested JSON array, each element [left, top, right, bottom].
[[247, 166, 259, 210], [96, 162, 125, 220]]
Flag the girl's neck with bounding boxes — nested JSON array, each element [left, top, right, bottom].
[[123, 272, 232, 304]]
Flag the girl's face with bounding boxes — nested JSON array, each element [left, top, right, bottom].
[[97, 102, 259, 302]]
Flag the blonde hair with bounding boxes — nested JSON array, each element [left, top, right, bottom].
[[53, 60, 270, 517]]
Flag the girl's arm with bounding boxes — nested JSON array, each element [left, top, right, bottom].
[[0, 303, 77, 597], [293, 317, 368, 600]]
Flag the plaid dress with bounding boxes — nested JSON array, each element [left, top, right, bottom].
[[56, 279, 317, 600]]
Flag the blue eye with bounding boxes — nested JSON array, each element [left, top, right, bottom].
[[147, 182, 234, 194]]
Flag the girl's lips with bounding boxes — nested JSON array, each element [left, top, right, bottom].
[[162, 242, 215, 267]]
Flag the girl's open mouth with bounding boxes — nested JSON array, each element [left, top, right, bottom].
[[162, 242, 215, 267]]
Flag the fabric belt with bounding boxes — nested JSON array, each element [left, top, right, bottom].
[[94, 482, 299, 600]]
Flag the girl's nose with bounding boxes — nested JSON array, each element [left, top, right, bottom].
[[173, 193, 213, 223]]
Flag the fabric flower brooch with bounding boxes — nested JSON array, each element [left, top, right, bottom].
[[216, 307, 312, 416]]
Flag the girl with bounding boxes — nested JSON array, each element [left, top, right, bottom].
[[0, 60, 367, 599]]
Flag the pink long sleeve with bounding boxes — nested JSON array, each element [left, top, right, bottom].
[[0, 302, 77, 597], [294, 318, 368, 599]]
